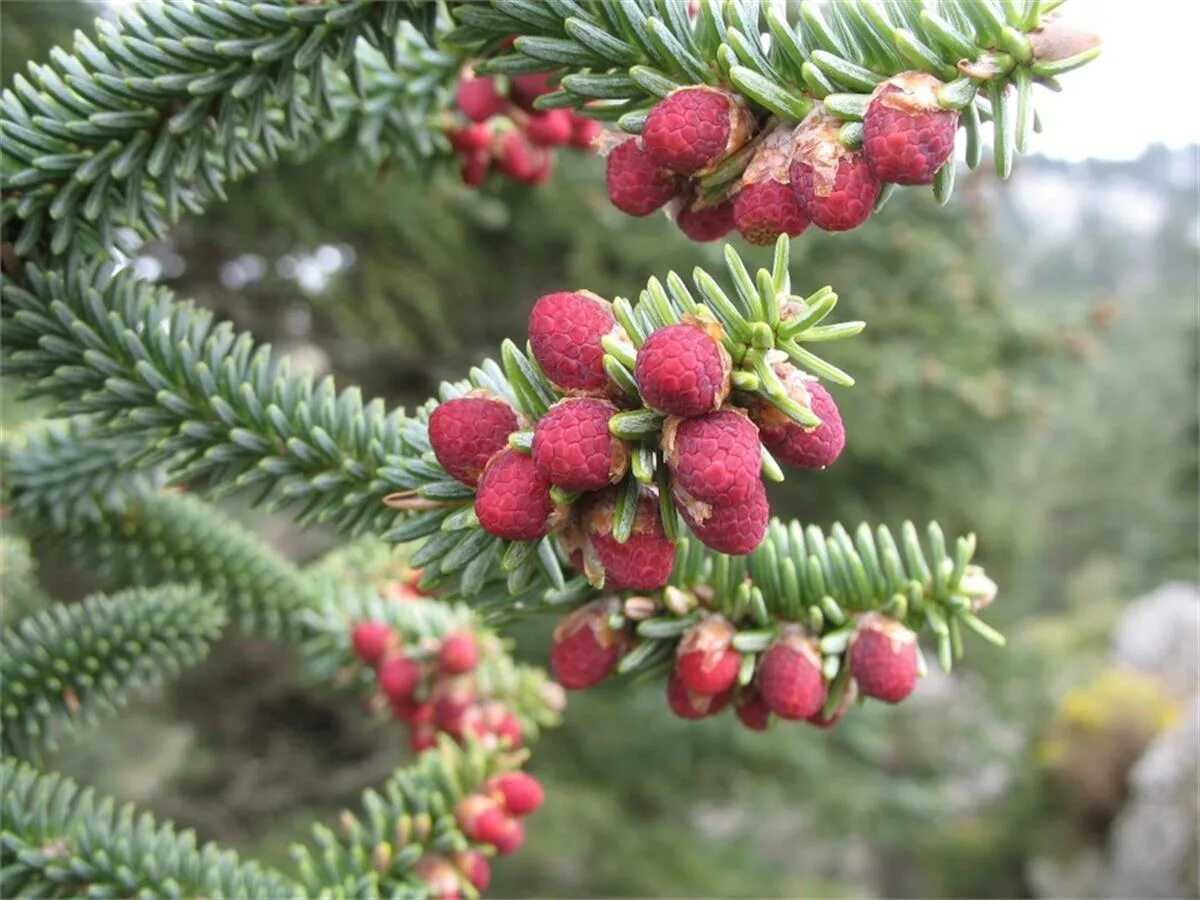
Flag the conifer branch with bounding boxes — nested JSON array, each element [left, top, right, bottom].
[[298, 585, 564, 741], [379, 237, 863, 597], [1, 262, 421, 536], [1, 415, 164, 528], [518, 516, 999, 694], [0, 530, 52, 626], [0, 584, 225, 758], [21, 488, 316, 638], [449, 0, 1100, 188], [0, 758, 300, 898], [324, 20, 463, 174], [0, 0, 433, 260], [291, 737, 525, 899]]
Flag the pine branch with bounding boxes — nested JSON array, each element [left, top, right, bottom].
[[0, 529, 52, 626], [448, 0, 1100, 189], [1, 262, 421, 537], [0, 0, 430, 260], [527, 517, 1000, 713], [1, 414, 164, 528], [0, 758, 298, 898], [0, 584, 225, 758], [291, 737, 525, 899], [324, 20, 464, 174], [24, 488, 315, 637], [298, 584, 564, 742]]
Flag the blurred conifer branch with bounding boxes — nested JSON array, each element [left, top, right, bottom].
[[0, 584, 225, 759], [0, 0, 1103, 894]]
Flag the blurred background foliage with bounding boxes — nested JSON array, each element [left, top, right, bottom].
[[3, 4, 1197, 898]]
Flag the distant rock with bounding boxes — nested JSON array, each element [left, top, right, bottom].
[[1106, 581, 1199, 898], [1112, 581, 1199, 698], [1106, 700, 1199, 898]]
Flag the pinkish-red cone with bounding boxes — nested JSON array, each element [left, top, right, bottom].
[[675, 615, 741, 696], [863, 73, 959, 185], [849, 613, 919, 703], [758, 627, 826, 720]]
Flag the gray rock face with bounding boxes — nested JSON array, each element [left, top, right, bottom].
[[1106, 700, 1199, 899], [1105, 582, 1199, 899], [1112, 581, 1199, 699]]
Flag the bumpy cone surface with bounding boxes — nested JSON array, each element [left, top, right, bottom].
[[676, 197, 736, 242], [526, 109, 574, 147], [863, 73, 959, 185], [734, 179, 810, 245], [351, 621, 392, 665], [455, 850, 491, 891], [455, 794, 507, 844], [551, 599, 624, 689], [533, 397, 627, 492], [849, 613, 919, 703], [664, 408, 762, 506], [758, 627, 826, 720], [747, 369, 845, 469], [674, 479, 769, 556], [474, 449, 555, 541], [790, 151, 879, 232], [415, 855, 462, 900], [789, 112, 879, 232], [447, 123, 491, 154], [438, 633, 479, 675], [528, 291, 618, 392], [492, 817, 525, 855], [733, 125, 810, 245], [377, 656, 422, 701], [635, 321, 732, 417], [582, 492, 677, 591], [429, 396, 519, 486], [457, 74, 505, 123], [605, 138, 681, 216], [570, 115, 602, 149], [487, 772, 544, 816], [735, 689, 772, 731], [496, 130, 550, 184], [642, 87, 748, 175], [676, 615, 741, 695], [667, 670, 732, 719], [511, 72, 554, 111]]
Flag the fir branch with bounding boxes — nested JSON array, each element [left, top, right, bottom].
[[324, 21, 463, 173], [298, 586, 564, 741], [0, 584, 225, 758], [0, 0, 425, 260], [448, 0, 1100, 187], [22, 488, 315, 638], [0, 758, 298, 898], [1, 414, 164, 528], [594, 517, 1002, 691], [0, 529, 52, 626], [291, 737, 522, 899], [1, 262, 422, 537]]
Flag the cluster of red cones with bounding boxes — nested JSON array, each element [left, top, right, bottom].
[[447, 68, 600, 187], [414, 771, 545, 899], [427, 290, 845, 591], [550, 602, 920, 733], [605, 72, 958, 245], [351, 622, 523, 753]]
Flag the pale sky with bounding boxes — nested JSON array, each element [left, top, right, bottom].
[[1031, 0, 1200, 160]]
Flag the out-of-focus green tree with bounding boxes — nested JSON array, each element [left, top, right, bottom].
[[6, 3, 1195, 897]]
